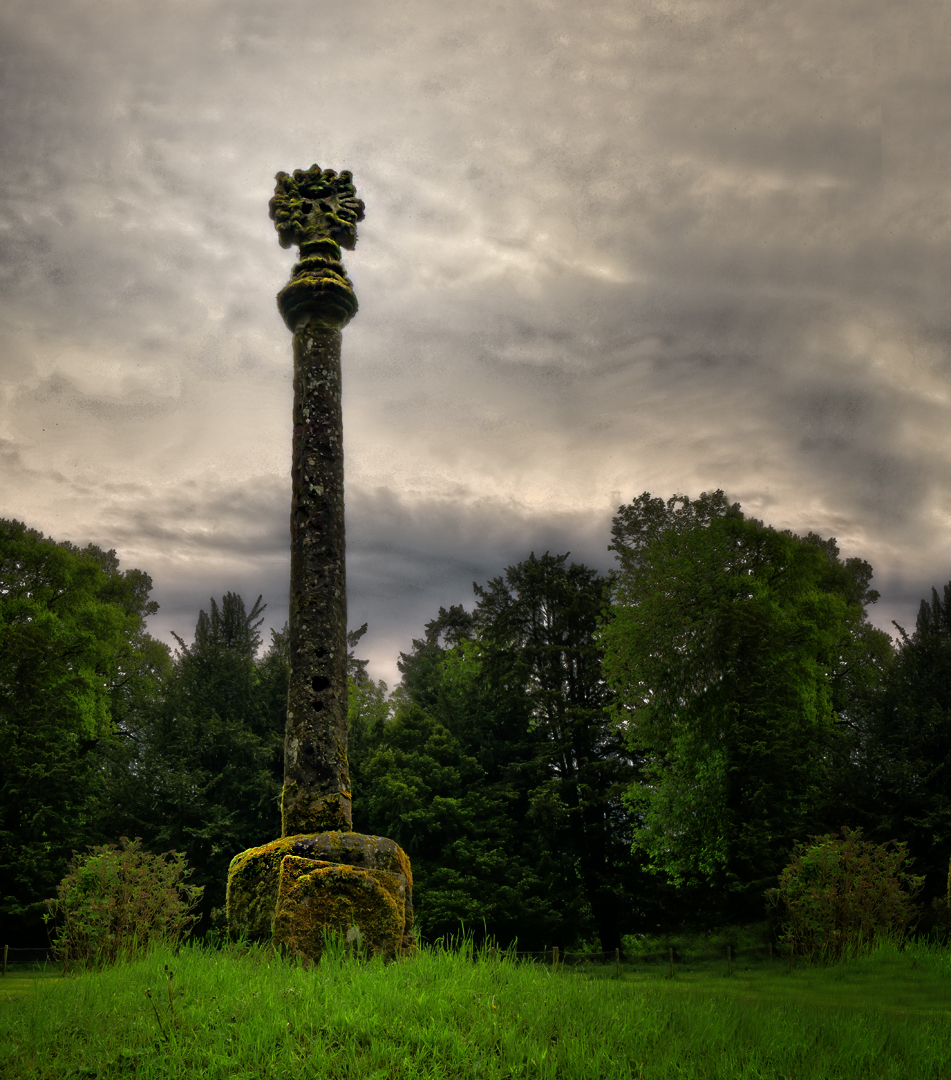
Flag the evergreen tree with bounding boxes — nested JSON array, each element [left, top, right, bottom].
[[844, 582, 951, 905], [109, 594, 281, 929], [472, 552, 644, 951], [360, 556, 654, 949]]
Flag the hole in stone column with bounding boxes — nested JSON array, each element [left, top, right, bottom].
[[311, 675, 332, 693]]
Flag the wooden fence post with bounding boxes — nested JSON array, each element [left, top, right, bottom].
[[2, 944, 7, 976], [615, 947, 620, 978], [727, 945, 733, 976], [668, 947, 673, 978], [553, 946, 559, 972]]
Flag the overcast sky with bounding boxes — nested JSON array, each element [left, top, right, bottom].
[[2, 0, 950, 685]]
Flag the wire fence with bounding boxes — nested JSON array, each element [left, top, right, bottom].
[[1, 941, 783, 977], [1, 946, 57, 974], [492, 943, 783, 976]]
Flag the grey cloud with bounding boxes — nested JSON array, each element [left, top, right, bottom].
[[343, 487, 617, 685], [140, 482, 617, 686], [2, 0, 949, 689]]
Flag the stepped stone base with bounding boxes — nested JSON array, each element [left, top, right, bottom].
[[226, 832, 414, 960]]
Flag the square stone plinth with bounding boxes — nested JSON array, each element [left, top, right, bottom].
[[226, 831, 414, 954]]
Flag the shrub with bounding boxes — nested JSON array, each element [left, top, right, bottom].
[[44, 837, 203, 970], [766, 826, 924, 964]]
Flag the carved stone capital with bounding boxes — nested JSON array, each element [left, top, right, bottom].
[[270, 166, 365, 332]]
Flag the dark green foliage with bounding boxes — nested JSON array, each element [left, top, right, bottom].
[[44, 837, 203, 970], [20, 506, 951, 954], [0, 519, 168, 942], [353, 606, 556, 946], [105, 594, 284, 931], [842, 582, 951, 907], [392, 605, 476, 719], [352, 701, 550, 945], [254, 622, 291, 792], [352, 554, 653, 949], [472, 553, 646, 951], [602, 492, 890, 922], [767, 827, 924, 963]]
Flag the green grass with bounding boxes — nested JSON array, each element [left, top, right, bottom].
[[0, 965, 61, 1004], [2, 936, 951, 1078]]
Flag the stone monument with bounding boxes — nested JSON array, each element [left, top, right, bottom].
[[225, 165, 414, 961]]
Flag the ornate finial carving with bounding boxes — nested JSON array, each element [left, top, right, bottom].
[[269, 165, 366, 332]]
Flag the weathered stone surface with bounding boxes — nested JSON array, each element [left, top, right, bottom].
[[223, 165, 416, 963], [282, 324, 352, 837], [226, 831, 414, 952], [269, 166, 364, 333], [277, 238, 358, 332], [272, 856, 405, 962], [269, 166, 365, 251]]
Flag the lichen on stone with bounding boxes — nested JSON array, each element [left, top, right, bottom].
[[270, 166, 365, 333], [223, 166, 416, 966], [281, 782, 351, 838], [269, 165, 365, 251], [272, 856, 405, 963], [226, 831, 415, 955]]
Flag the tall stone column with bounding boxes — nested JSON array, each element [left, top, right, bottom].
[[268, 166, 365, 836], [225, 165, 415, 962]]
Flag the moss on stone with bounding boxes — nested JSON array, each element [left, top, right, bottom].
[[268, 165, 365, 251], [272, 856, 405, 963], [226, 836, 292, 943], [280, 784, 352, 837], [226, 831, 414, 952]]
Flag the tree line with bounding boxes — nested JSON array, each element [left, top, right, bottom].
[[2, 493, 950, 950]]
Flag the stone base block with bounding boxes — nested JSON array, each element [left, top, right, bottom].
[[272, 856, 405, 962], [226, 831, 413, 956]]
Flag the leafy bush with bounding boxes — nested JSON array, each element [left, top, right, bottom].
[[44, 837, 203, 970], [766, 827, 924, 964]]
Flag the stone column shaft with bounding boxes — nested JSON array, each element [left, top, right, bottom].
[[282, 324, 352, 835]]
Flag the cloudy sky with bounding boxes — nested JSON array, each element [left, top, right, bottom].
[[2, 0, 950, 684]]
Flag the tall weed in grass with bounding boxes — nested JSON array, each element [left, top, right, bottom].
[[767, 826, 924, 964], [43, 837, 203, 971], [4, 935, 951, 1078]]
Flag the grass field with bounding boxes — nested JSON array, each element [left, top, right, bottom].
[[0, 965, 60, 1004], [2, 936, 950, 1078]]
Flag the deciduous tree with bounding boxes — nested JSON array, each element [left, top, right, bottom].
[[0, 519, 167, 941], [602, 491, 889, 922]]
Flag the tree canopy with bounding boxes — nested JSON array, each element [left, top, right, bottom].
[[601, 491, 890, 921], [840, 581, 951, 908], [351, 552, 658, 949], [14, 508, 951, 949], [0, 519, 168, 940]]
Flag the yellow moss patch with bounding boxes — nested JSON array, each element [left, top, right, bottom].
[[226, 837, 292, 942], [272, 856, 405, 963], [226, 831, 414, 950]]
